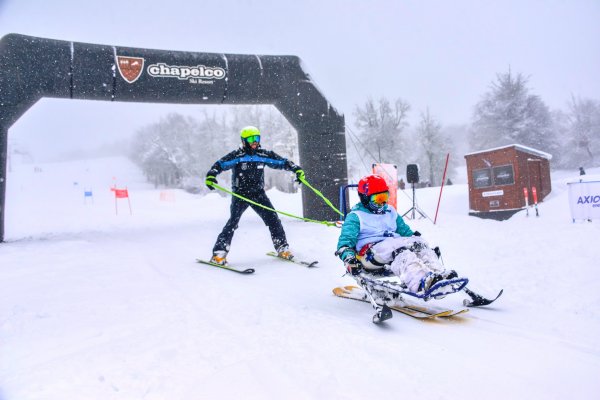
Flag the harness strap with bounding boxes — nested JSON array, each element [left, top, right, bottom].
[[391, 246, 409, 259], [358, 243, 387, 268]]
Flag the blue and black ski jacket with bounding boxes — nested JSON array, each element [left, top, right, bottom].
[[207, 146, 301, 195]]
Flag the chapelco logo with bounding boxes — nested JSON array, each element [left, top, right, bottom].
[[116, 56, 145, 83], [147, 63, 226, 81]]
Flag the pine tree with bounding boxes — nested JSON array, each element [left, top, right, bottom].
[[470, 69, 556, 154]]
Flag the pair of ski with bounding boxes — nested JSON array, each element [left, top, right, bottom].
[[333, 273, 503, 323], [196, 251, 318, 274], [333, 285, 469, 319]]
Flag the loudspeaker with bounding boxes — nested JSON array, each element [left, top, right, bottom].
[[406, 164, 419, 184]]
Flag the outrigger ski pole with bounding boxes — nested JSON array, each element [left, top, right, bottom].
[[355, 275, 393, 324], [463, 287, 504, 307], [437, 249, 503, 307]]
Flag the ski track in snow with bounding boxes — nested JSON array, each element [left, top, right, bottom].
[[1, 157, 600, 399]]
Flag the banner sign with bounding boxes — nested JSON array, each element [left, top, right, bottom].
[[567, 181, 600, 221], [372, 163, 398, 209]]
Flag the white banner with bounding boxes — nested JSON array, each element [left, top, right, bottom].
[[567, 181, 600, 221]]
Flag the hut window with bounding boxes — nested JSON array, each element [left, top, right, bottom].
[[493, 165, 515, 186], [473, 168, 492, 188]]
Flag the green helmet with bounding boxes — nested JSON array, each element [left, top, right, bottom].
[[240, 126, 260, 139]]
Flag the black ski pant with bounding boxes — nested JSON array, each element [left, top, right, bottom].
[[212, 190, 288, 253]]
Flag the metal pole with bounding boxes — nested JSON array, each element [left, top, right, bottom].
[[434, 153, 450, 224], [0, 126, 7, 243]]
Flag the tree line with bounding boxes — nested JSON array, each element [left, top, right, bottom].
[[352, 68, 599, 186], [129, 106, 299, 193], [130, 68, 600, 190]]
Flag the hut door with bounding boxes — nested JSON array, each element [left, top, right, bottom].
[[527, 159, 542, 202]]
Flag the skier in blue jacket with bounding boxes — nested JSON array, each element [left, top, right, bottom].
[[336, 174, 456, 294], [205, 126, 304, 266]]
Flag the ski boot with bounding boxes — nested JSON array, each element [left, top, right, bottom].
[[210, 250, 228, 266], [443, 269, 458, 279], [276, 245, 294, 260], [417, 272, 445, 296]]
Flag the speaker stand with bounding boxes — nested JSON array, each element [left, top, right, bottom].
[[402, 183, 429, 220]]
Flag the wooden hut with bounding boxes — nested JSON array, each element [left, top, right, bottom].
[[464, 144, 552, 220]]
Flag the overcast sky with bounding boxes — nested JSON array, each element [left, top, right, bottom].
[[1, 0, 599, 160]]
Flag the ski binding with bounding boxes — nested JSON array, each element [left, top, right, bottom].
[[266, 251, 318, 268]]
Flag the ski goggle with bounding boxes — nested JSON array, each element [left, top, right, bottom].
[[245, 135, 261, 144], [370, 191, 389, 205]]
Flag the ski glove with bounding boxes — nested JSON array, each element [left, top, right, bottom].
[[295, 169, 305, 184], [344, 255, 362, 276], [205, 175, 218, 190], [413, 231, 422, 237]]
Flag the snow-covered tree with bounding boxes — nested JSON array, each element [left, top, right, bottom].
[[563, 96, 600, 167], [226, 105, 299, 192], [414, 109, 456, 186], [469, 70, 557, 154], [131, 113, 206, 188], [130, 106, 300, 193], [353, 97, 411, 165]]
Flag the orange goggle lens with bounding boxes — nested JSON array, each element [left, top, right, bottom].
[[370, 191, 389, 205]]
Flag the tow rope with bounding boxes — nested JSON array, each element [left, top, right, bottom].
[[208, 182, 340, 227]]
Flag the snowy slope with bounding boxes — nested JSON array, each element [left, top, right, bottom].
[[1, 157, 599, 400]]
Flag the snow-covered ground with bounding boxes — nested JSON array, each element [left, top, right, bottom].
[[1, 157, 599, 400]]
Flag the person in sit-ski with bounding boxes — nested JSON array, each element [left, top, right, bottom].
[[336, 174, 457, 294], [205, 126, 304, 266]]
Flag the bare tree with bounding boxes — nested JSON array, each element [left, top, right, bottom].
[[353, 97, 410, 165], [415, 109, 455, 186], [564, 96, 600, 167]]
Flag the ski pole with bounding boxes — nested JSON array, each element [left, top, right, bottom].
[[207, 182, 338, 227]]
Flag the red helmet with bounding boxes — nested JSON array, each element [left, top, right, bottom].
[[358, 174, 388, 196]]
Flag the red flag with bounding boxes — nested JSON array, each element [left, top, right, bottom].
[[112, 188, 129, 198]]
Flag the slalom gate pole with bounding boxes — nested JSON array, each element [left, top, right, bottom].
[[532, 186, 539, 217], [434, 153, 450, 225], [208, 182, 338, 227]]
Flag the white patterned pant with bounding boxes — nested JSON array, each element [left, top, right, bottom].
[[370, 236, 444, 293]]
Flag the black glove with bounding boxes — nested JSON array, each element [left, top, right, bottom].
[[413, 231, 421, 237], [344, 255, 362, 276], [295, 169, 305, 184], [205, 175, 217, 190], [433, 246, 442, 258]]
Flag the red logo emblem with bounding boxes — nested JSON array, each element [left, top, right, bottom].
[[116, 56, 145, 83]]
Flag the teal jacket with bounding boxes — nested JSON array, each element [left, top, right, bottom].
[[336, 203, 414, 261]]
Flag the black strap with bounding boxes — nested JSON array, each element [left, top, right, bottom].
[[391, 246, 408, 259]]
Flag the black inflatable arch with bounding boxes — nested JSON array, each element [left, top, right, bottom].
[[0, 34, 347, 242]]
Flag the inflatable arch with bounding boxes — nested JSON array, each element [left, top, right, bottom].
[[0, 34, 347, 242]]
